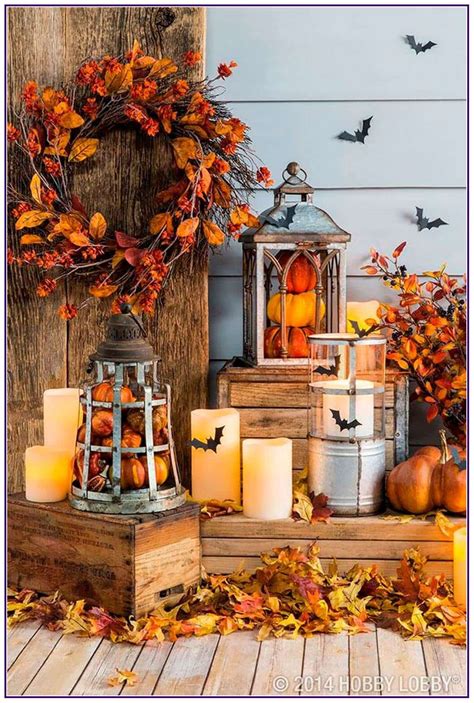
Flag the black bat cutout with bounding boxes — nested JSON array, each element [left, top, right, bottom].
[[406, 35, 437, 54], [190, 426, 225, 453], [314, 354, 341, 377], [330, 409, 362, 432], [416, 207, 448, 231], [338, 117, 372, 144], [349, 320, 379, 338]]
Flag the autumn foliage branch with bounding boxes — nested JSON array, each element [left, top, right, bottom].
[[362, 242, 466, 447], [7, 41, 273, 319]]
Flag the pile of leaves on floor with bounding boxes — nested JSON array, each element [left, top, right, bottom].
[[7, 544, 465, 646]]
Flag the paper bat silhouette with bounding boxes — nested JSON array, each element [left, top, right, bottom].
[[349, 320, 379, 338], [314, 354, 341, 377], [330, 409, 362, 432], [406, 35, 437, 54], [416, 207, 448, 231], [338, 117, 372, 144], [190, 426, 225, 453]]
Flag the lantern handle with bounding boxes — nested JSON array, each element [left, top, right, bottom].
[[282, 162, 308, 184], [119, 301, 148, 339]]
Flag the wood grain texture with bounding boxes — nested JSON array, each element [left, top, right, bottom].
[[203, 630, 260, 696], [7, 7, 207, 491], [252, 637, 304, 695], [70, 638, 142, 696], [302, 634, 349, 697], [7, 626, 63, 695], [7, 494, 201, 617], [422, 637, 467, 696], [377, 628, 427, 696], [153, 634, 220, 695]]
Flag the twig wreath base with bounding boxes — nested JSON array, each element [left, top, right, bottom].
[[8, 41, 272, 319]]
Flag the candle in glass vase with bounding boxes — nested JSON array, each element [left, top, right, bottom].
[[25, 446, 72, 502], [191, 408, 240, 502], [243, 438, 293, 520], [44, 388, 82, 458], [317, 379, 374, 438], [346, 300, 380, 335], [453, 526, 467, 608]]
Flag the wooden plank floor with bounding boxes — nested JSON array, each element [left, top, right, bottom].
[[7, 625, 467, 697]]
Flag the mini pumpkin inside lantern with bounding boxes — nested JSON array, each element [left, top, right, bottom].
[[241, 162, 351, 365], [69, 304, 185, 514]]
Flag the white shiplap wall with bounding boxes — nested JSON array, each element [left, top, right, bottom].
[[206, 6, 467, 444]]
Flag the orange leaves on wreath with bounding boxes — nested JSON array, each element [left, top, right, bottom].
[[88, 212, 107, 241], [29, 174, 42, 205], [172, 137, 198, 168], [20, 234, 44, 245], [177, 217, 199, 238], [149, 212, 173, 236], [89, 282, 118, 298], [202, 220, 225, 246], [105, 63, 133, 94], [15, 209, 54, 230], [68, 137, 99, 162]]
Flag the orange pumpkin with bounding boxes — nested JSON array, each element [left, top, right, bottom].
[[277, 251, 319, 293], [91, 409, 114, 437], [387, 431, 466, 515], [102, 425, 141, 449], [140, 454, 170, 487], [386, 447, 440, 514], [74, 450, 104, 485], [120, 457, 147, 490], [430, 431, 466, 514], [264, 326, 314, 358], [92, 381, 135, 403], [267, 291, 325, 327]]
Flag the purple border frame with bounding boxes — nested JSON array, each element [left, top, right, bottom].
[[3, 3, 469, 699]]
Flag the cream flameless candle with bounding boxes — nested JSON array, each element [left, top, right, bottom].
[[25, 446, 72, 502], [346, 300, 380, 334], [316, 379, 374, 438], [453, 527, 467, 608], [43, 388, 81, 458], [191, 408, 240, 502], [243, 438, 293, 520]]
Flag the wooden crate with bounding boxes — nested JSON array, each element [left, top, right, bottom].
[[217, 357, 409, 471], [7, 494, 201, 617], [201, 514, 463, 578]]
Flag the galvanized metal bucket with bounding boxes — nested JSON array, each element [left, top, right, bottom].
[[308, 436, 386, 515]]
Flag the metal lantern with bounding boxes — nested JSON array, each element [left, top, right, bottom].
[[69, 304, 186, 514], [241, 162, 351, 365], [308, 333, 387, 515]]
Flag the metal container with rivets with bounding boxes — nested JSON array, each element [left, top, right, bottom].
[[308, 333, 387, 516], [69, 304, 186, 514]]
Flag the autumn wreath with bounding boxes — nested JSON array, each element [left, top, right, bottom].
[[7, 41, 272, 319]]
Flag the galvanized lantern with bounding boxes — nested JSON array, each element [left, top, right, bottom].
[[69, 304, 186, 514], [241, 162, 351, 365], [308, 333, 387, 515]]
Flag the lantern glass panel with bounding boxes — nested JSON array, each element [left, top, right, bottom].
[[308, 334, 386, 441]]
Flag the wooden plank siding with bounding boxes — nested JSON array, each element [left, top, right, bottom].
[[205, 6, 467, 453]]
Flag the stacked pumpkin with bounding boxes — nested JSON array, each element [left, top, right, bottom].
[[264, 252, 325, 358], [387, 431, 466, 515], [73, 380, 170, 493]]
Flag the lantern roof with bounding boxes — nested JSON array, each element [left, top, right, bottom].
[[241, 162, 351, 244], [90, 303, 158, 363]]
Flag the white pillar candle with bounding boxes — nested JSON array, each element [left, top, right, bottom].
[[346, 300, 380, 334], [453, 527, 467, 608], [191, 408, 241, 503], [317, 379, 374, 438], [242, 438, 292, 520], [25, 445, 72, 502], [43, 388, 82, 459]]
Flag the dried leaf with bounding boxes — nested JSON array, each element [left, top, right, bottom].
[[147, 58, 178, 79], [112, 250, 126, 269], [172, 137, 197, 168], [124, 247, 143, 266], [176, 217, 199, 238], [115, 231, 139, 248], [105, 64, 133, 94], [392, 241, 407, 259], [202, 220, 225, 246], [15, 209, 53, 230], [58, 111, 84, 129], [20, 234, 44, 245], [68, 137, 99, 162], [107, 669, 138, 688], [149, 212, 172, 236], [30, 174, 42, 205], [89, 212, 107, 241], [89, 283, 118, 298]]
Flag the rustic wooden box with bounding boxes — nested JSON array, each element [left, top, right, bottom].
[[8, 494, 201, 617], [217, 357, 409, 472], [201, 514, 462, 579]]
